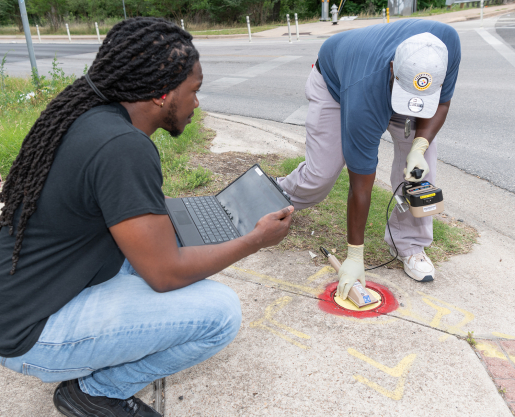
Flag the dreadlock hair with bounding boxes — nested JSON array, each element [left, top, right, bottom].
[[0, 17, 200, 274]]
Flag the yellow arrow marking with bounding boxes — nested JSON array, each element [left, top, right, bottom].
[[250, 296, 311, 350], [348, 348, 417, 401], [421, 298, 452, 328], [418, 292, 475, 341]]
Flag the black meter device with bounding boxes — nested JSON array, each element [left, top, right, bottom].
[[401, 168, 444, 218]]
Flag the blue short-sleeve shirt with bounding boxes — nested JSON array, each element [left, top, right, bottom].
[[318, 19, 461, 175]]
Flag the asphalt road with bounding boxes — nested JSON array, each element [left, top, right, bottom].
[[0, 44, 99, 63], [496, 11, 515, 47], [1, 14, 514, 193]]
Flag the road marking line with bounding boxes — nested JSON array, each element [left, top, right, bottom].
[[202, 77, 248, 93], [348, 348, 417, 401], [235, 55, 302, 78], [283, 104, 309, 125], [475, 28, 515, 69], [250, 296, 311, 350]]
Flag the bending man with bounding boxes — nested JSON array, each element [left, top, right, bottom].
[[278, 20, 461, 297]]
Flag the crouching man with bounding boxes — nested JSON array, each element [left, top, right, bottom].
[[0, 17, 293, 417]]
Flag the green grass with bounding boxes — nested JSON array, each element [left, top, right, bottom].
[[0, 70, 214, 196], [259, 156, 477, 267], [190, 24, 279, 36], [154, 110, 215, 197]]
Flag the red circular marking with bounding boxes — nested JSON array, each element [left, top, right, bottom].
[[318, 281, 398, 318]]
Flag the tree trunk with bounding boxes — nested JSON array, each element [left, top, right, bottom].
[[272, 0, 281, 22], [48, 4, 60, 31]]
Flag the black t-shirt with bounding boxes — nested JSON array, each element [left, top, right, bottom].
[[0, 104, 168, 358]]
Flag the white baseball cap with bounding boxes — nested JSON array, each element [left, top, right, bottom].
[[391, 32, 448, 119]]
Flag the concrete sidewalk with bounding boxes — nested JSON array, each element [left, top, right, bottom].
[[2, 112, 514, 416]]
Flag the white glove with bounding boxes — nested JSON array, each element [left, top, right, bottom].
[[336, 244, 366, 300], [404, 137, 430, 182]]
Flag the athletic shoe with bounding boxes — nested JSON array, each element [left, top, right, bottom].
[[53, 379, 162, 417], [389, 247, 435, 282]]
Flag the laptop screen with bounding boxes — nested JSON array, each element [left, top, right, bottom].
[[216, 165, 291, 236]]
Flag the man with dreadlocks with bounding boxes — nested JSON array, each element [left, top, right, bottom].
[[0, 18, 293, 417]]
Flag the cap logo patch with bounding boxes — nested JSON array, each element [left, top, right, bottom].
[[408, 97, 424, 113], [413, 73, 432, 91]]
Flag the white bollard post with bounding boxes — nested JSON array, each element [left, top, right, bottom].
[[295, 13, 299, 41], [181, 19, 185, 30], [36, 25, 41, 43], [95, 22, 101, 44], [246, 16, 252, 42], [382, 8, 386, 24], [480, 0, 484, 27], [287, 14, 292, 43], [65, 23, 71, 43]]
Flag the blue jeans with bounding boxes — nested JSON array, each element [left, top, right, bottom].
[[1, 259, 242, 399]]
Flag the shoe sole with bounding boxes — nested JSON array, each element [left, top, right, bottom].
[[54, 387, 90, 417], [390, 248, 434, 283]]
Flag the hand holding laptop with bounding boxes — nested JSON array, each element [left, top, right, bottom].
[[248, 205, 294, 248]]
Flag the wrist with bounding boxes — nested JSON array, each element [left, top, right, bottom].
[[411, 137, 429, 154], [240, 230, 263, 254], [347, 243, 364, 262]]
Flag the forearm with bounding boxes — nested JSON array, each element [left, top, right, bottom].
[[415, 100, 451, 143], [157, 234, 261, 292], [346, 170, 375, 245]]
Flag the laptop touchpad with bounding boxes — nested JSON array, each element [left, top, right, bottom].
[[174, 211, 192, 226]]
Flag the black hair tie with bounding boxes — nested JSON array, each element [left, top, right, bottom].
[[85, 73, 109, 102]]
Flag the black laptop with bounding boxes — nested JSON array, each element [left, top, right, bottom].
[[166, 164, 292, 246]]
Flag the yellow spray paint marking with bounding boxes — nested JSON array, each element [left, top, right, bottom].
[[348, 348, 417, 401], [229, 266, 321, 295], [249, 296, 311, 350], [421, 298, 451, 328], [492, 332, 515, 340], [476, 341, 508, 360], [232, 265, 398, 325], [418, 292, 475, 341], [305, 265, 333, 283]]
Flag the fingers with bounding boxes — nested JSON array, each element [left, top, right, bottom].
[[340, 282, 351, 299], [358, 276, 367, 287], [274, 205, 294, 220]]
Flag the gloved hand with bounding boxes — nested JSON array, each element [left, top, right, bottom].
[[404, 137, 430, 182], [336, 244, 366, 299]]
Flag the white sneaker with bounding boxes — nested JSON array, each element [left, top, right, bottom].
[[389, 247, 435, 282]]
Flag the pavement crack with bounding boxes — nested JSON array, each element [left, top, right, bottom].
[[220, 269, 468, 341]]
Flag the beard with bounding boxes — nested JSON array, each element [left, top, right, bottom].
[[163, 100, 182, 137]]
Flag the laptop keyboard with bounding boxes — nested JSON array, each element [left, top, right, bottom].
[[183, 196, 240, 244]]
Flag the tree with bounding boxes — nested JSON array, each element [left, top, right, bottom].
[[0, 0, 23, 30], [27, 0, 68, 31]]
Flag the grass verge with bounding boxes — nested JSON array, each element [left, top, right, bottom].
[[0, 74, 477, 268], [186, 152, 477, 268], [0, 73, 214, 198]]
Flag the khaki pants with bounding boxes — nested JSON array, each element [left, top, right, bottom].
[[277, 67, 437, 257]]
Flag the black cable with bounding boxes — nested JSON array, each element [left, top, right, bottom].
[[365, 181, 406, 271]]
